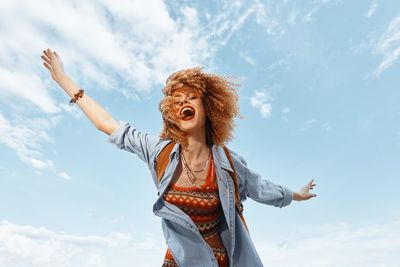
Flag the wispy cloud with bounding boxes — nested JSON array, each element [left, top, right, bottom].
[[268, 54, 293, 72], [0, 220, 165, 267], [365, 0, 378, 18], [287, 8, 300, 27], [372, 15, 400, 77], [300, 118, 317, 131], [322, 122, 333, 132], [299, 119, 333, 132], [255, 218, 400, 266], [303, 0, 339, 23], [281, 107, 290, 121], [239, 51, 256, 65], [58, 171, 71, 181], [0, 112, 59, 171], [250, 90, 273, 119], [203, 0, 259, 61], [0, 67, 60, 114]]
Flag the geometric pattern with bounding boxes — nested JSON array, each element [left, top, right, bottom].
[[161, 155, 229, 267]]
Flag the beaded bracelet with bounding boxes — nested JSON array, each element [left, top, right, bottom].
[[69, 89, 84, 105]]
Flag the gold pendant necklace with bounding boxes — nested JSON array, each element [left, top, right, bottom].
[[181, 147, 211, 173], [180, 150, 209, 188]]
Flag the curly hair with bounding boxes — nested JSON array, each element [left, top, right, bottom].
[[158, 67, 242, 147]]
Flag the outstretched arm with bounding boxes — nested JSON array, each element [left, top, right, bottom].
[[228, 148, 317, 208], [41, 48, 118, 135]]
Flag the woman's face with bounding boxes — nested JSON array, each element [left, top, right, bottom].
[[171, 88, 206, 134]]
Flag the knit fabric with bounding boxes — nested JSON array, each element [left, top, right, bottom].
[[161, 154, 229, 267]]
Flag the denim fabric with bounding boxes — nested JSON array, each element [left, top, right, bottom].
[[108, 121, 294, 267]]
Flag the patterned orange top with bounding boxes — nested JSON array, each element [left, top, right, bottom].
[[162, 154, 229, 267]]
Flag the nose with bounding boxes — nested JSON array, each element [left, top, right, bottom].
[[178, 97, 190, 105]]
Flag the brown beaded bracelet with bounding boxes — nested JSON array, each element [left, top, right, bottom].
[[69, 89, 84, 105]]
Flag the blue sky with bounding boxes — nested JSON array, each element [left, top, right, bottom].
[[0, 0, 399, 266]]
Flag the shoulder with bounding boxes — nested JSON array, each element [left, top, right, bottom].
[[225, 146, 248, 166]]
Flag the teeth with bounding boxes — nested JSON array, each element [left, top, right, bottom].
[[180, 107, 195, 118], [182, 107, 193, 113]]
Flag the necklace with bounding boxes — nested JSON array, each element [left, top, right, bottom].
[[181, 157, 213, 189], [179, 148, 211, 188], [181, 147, 211, 173]]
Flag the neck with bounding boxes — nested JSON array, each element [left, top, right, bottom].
[[181, 130, 210, 165]]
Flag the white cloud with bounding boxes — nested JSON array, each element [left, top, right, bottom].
[[366, 1, 378, 18], [287, 8, 300, 26], [303, 0, 339, 23], [58, 171, 71, 180], [0, 112, 58, 171], [250, 90, 273, 119], [109, 216, 124, 224], [255, 2, 285, 37], [255, 218, 400, 267], [372, 15, 400, 77], [268, 54, 293, 71], [0, 220, 165, 267], [204, 0, 259, 59], [0, 67, 60, 114], [239, 51, 256, 65], [1, 218, 399, 267]]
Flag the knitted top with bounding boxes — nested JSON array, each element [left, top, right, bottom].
[[162, 154, 229, 267]]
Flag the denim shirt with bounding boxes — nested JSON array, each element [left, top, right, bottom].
[[108, 121, 294, 267]]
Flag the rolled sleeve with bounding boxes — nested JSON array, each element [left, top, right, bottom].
[[228, 149, 293, 208], [107, 120, 162, 166], [279, 185, 294, 208]]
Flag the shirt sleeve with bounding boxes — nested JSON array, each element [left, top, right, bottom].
[[228, 148, 294, 208], [107, 120, 162, 167]]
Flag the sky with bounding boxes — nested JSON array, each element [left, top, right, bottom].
[[0, 0, 400, 266]]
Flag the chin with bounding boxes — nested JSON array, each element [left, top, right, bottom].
[[178, 119, 204, 133]]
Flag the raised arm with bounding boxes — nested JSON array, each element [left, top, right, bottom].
[[41, 48, 117, 135]]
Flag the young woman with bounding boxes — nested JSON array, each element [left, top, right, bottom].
[[41, 48, 317, 267]]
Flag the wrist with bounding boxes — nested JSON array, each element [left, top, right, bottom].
[[293, 192, 302, 201], [55, 72, 68, 86]]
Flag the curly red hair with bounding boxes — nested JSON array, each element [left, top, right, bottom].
[[158, 67, 242, 147]]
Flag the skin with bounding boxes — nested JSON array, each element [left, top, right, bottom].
[[171, 89, 211, 170], [41, 48, 317, 201]]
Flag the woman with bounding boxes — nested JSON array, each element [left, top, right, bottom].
[[41, 48, 317, 267]]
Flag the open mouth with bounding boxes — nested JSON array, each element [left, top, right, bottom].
[[180, 106, 195, 121]]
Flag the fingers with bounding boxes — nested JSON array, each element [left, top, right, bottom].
[[43, 48, 51, 58], [41, 54, 51, 65], [43, 61, 52, 71], [309, 179, 317, 197], [41, 48, 58, 71], [43, 48, 57, 60]]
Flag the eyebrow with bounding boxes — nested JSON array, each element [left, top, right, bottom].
[[171, 92, 195, 97]]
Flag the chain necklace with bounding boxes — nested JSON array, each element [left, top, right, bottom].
[[180, 148, 211, 188], [180, 147, 211, 173]]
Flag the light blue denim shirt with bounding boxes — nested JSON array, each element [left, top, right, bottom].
[[108, 121, 294, 267]]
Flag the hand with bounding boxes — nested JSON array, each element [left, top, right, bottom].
[[41, 48, 65, 83], [294, 179, 317, 201]]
